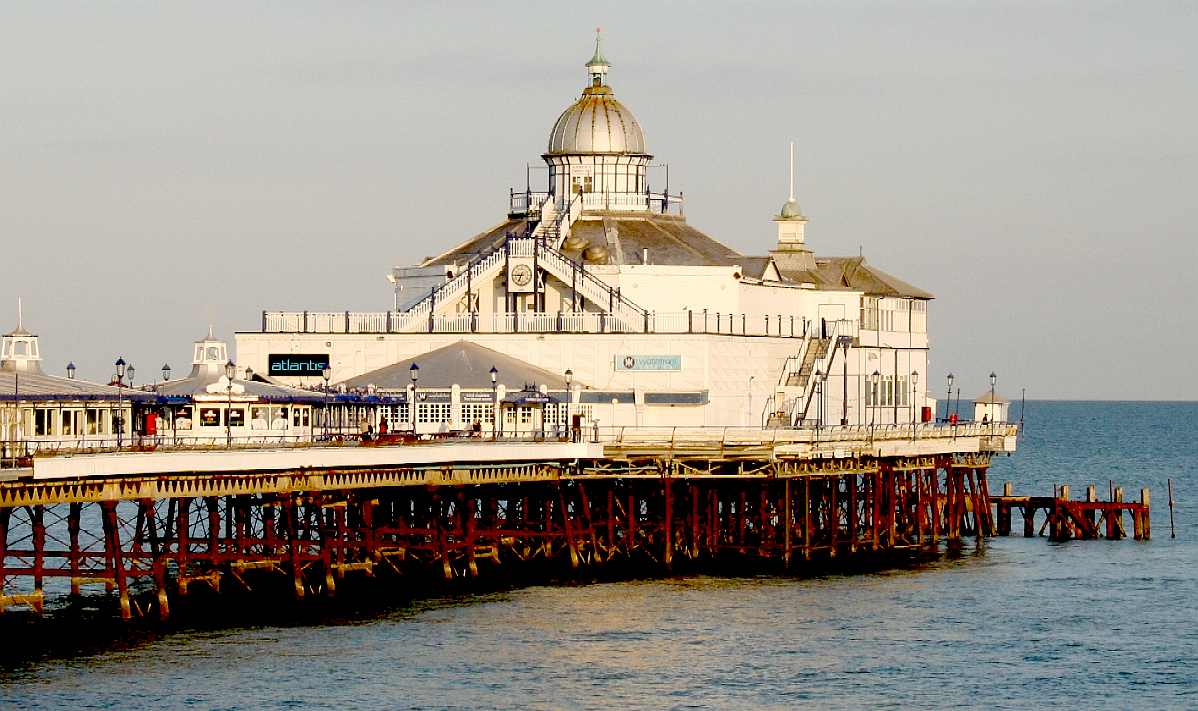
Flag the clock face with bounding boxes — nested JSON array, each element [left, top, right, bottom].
[[511, 264, 533, 287]]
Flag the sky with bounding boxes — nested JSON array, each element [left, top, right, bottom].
[[1, 1, 1195, 400]]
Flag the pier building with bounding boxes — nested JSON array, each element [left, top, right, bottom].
[[1, 319, 145, 452], [240, 33, 939, 432], [0, 34, 1033, 623]]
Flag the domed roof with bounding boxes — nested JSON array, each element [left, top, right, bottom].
[[547, 87, 647, 156], [546, 34, 648, 156]]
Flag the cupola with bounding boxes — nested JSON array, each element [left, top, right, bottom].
[[189, 325, 230, 378], [0, 300, 43, 374]]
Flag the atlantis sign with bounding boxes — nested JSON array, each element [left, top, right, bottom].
[[268, 354, 330, 377]]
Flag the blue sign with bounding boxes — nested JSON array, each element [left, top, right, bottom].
[[614, 355, 682, 372], [268, 354, 330, 377]]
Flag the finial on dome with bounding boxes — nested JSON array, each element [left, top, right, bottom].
[[586, 27, 610, 86]]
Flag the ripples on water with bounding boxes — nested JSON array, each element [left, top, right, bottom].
[[2, 402, 1195, 710]]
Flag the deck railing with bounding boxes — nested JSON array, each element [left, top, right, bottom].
[[261, 309, 822, 337]]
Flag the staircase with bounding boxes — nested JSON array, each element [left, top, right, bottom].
[[765, 319, 855, 428], [390, 193, 645, 332]]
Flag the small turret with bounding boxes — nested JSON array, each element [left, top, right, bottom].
[[586, 27, 610, 87], [189, 325, 230, 378], [770, 142, 816, 272], [0, 299, 44, 374]]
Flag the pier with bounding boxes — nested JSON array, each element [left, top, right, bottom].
[[992, 482, 1151, 542], [0, 423, 1015, 620]]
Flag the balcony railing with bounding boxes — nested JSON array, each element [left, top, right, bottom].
[[261, 309, 823, 338], [508, 190, 684, 217]]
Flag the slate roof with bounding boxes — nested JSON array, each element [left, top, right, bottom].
[[419, 213, 930, 298], [0, 370, 152, 401], [560, 215, 741, 266], [344, 341, 578, 391], [156, 374, 325, 403], [778, 256, 933, 299]]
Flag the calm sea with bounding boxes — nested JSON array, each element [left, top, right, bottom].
[[1, 401, 1195, 710]]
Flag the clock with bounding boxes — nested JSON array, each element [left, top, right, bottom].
[[510, 264, 533, 287]]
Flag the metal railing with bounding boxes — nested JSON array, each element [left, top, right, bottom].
[[262, 308, 818, 337], [509, 190, 684, 218]]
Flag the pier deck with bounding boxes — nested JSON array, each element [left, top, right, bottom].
[[0, 424, 1017, 620]]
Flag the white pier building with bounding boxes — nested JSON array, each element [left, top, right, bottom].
[[238, 35, 935, 434]]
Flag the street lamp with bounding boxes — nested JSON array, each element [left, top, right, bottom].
[[911, 370, 919, 441], [322, 365, 332, 439], [66, 362, 76, 380], [490, 366, 499, 439], [127, 364, 135, 387], [162, 363, 171, 384], [489, 366, 500, 439], [814, 369, 823, 434], [114, 357, 126, 449], [989, 371, 998, 432], [409, 363, 419, 435], [840, 340, 850, 426], [225, 360, 236, 448], [564, 369, 573, 441], [870, 370, 880, 443], [747, 375, 755, 427], [244, 366, 253, 382], [945, 373, 954, 422]]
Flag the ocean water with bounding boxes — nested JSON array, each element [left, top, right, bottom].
[[1, 401, 1195, 710]]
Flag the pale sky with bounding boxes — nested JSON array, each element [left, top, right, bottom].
[[2, 1, 1195, 400]]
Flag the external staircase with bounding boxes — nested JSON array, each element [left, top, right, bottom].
[[764, 319, 855, 428], [390, 193, 645, 333]]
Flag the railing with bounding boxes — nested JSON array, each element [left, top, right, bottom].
[[596, 422, 1019, 447], [509, 190, 551, 216], [262, 309, 818, 337], [508, 190, 684, 218]]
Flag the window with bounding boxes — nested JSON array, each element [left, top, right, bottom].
[[86, 408, 104, 435], [199, 408, 220, 427], [572, 175, 594, 194], [417, 402, 451, 424], [34, 408, 54, 437], [897, 376, 908, 407], [461, 403, 494, 426], [226, 408, 245, 427]]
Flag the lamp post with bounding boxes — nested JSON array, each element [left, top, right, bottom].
[[944, 373, 954, 423], [989, 371, 998, 433], [409, 363, 419, 435], [814, 369, 823, 435], [840, 340, 850, 426], [322, 365, 332, 439], [747, 375, 755, 427], [490, 366, 499, 440], [225, 360, 235, 448], [870, 370, 880, 444], [910, 370, 919, 441], [66, 362, 76, 380], [114, 357, 126, 449], [564, 368, 573, 441], [162, 363, 171, 385]]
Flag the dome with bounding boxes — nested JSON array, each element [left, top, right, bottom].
[[547, 87, 647, 155]]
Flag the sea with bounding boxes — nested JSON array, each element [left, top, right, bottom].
[[1, 401, 1195, 710]]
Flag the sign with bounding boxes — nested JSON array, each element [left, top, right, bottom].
[[199, 408, 220, 427], [614, 355, 682, 372], [415, 391, 451, 403], [227, 408, 245, 427], [268, 354, 330, 377], [461, 391, 497, 403]]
